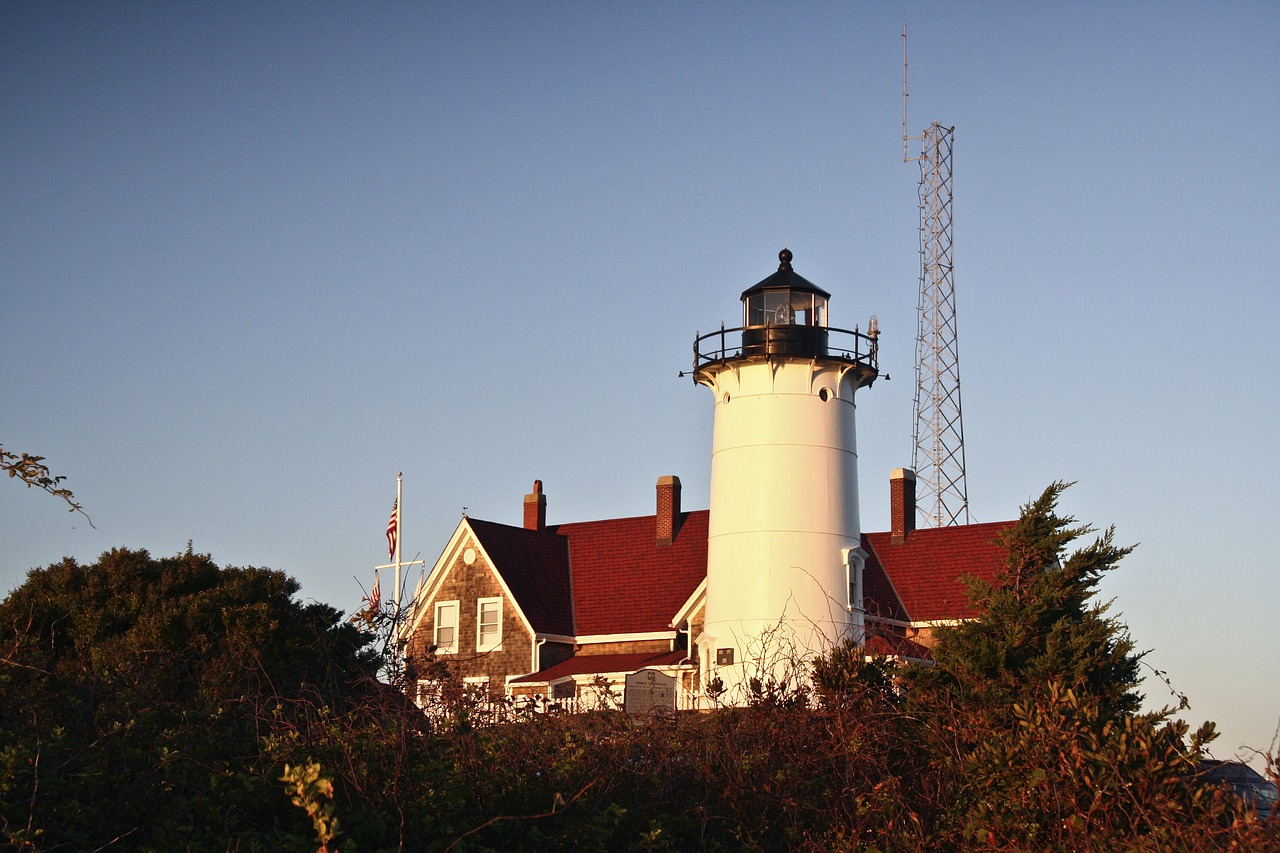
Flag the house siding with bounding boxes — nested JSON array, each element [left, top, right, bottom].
[[576, 639, 671, 656], [409, 548, 534, 686], [688, 602, 705, 693], [538, 640, 574, 670]]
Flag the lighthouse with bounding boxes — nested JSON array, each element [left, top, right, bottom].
[[692, 249, 879, 702]]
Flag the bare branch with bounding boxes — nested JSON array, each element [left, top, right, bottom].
[[445, 777, 600, 851]]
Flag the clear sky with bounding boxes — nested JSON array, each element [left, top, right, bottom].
[[3, 2, 1277, 765]]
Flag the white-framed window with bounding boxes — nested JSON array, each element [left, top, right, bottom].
[[434, 600, 459, 654], [476, 597, 502, 652]]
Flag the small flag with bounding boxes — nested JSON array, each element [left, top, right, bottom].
[[370, 572, 381, 612], [386, 498, 399, 560]]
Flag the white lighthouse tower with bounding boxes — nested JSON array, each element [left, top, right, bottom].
[[692, 249, 879, 703]]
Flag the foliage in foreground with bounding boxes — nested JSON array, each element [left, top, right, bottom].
[[0, 546, 380, 850], [1, 486, 1276, 851]]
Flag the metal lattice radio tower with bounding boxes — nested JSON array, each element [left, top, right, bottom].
[[903, 28, 970, 527]]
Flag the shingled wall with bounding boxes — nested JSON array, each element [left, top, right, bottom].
[[408, 546, 533, 695]]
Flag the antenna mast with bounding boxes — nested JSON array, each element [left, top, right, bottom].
[[902, 26, 970, 527]]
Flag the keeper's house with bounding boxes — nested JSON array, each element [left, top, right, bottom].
[[403, 471, 1013, 708]]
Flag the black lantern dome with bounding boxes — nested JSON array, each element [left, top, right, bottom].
[[739, 248, 830, 357]]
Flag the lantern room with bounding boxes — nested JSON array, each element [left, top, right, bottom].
[[740, 248, 830, 357]]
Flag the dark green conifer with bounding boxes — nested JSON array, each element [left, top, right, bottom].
[[913, 481, 1142, 721]]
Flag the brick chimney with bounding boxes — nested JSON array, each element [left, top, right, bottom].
[[523, 479, 546, 531], [656, 475, 682, 546], [890, 468, 916, 545]]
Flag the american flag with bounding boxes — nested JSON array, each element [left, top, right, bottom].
[[386, 498, 399, 560], [370, 572, 381, 612]]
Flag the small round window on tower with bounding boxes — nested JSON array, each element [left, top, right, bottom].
[[722, 393, 731, 405], [818, 387, 832, 402]]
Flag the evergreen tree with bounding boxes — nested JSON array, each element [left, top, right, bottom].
[[902, 483, 1238, 849], [911, 481, 1143, 720]]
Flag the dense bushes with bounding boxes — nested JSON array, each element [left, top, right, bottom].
[[2, 488, 1276, 850], [0, 547, 380, 850]]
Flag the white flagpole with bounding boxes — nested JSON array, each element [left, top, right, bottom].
[[394, 471, 403, 615], [374, 473, 425, 669]]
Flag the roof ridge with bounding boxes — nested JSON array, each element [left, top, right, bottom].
[[551, 507, 710, 529]]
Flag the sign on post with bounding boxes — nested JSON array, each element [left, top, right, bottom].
[[624, 668, 677, 715]]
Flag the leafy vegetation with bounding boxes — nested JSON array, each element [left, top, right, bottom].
[[1, 446, 91, 525], [0, 546, 379, 850], [1, 486, 1275, 851]]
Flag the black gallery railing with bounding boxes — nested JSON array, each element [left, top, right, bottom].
[[692, 324, 879, 375]]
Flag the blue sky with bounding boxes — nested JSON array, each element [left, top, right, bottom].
[[3, 2, 1277, 764]]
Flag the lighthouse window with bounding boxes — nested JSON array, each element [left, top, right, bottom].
[[746, 291, 828, 327], [766, 292, 793, 325], [791, 293, 826, 327]]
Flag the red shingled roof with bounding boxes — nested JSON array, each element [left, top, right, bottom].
[[552, 507, 711, 635], [469, 506, 1012, 638], [863, 521, 1014, 623], [550, 510, 708, 636], [466, 511, 708, 638], [859, 535, 909, 623], [510, 650, 690, 683], [468, 519, 574, 635]]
